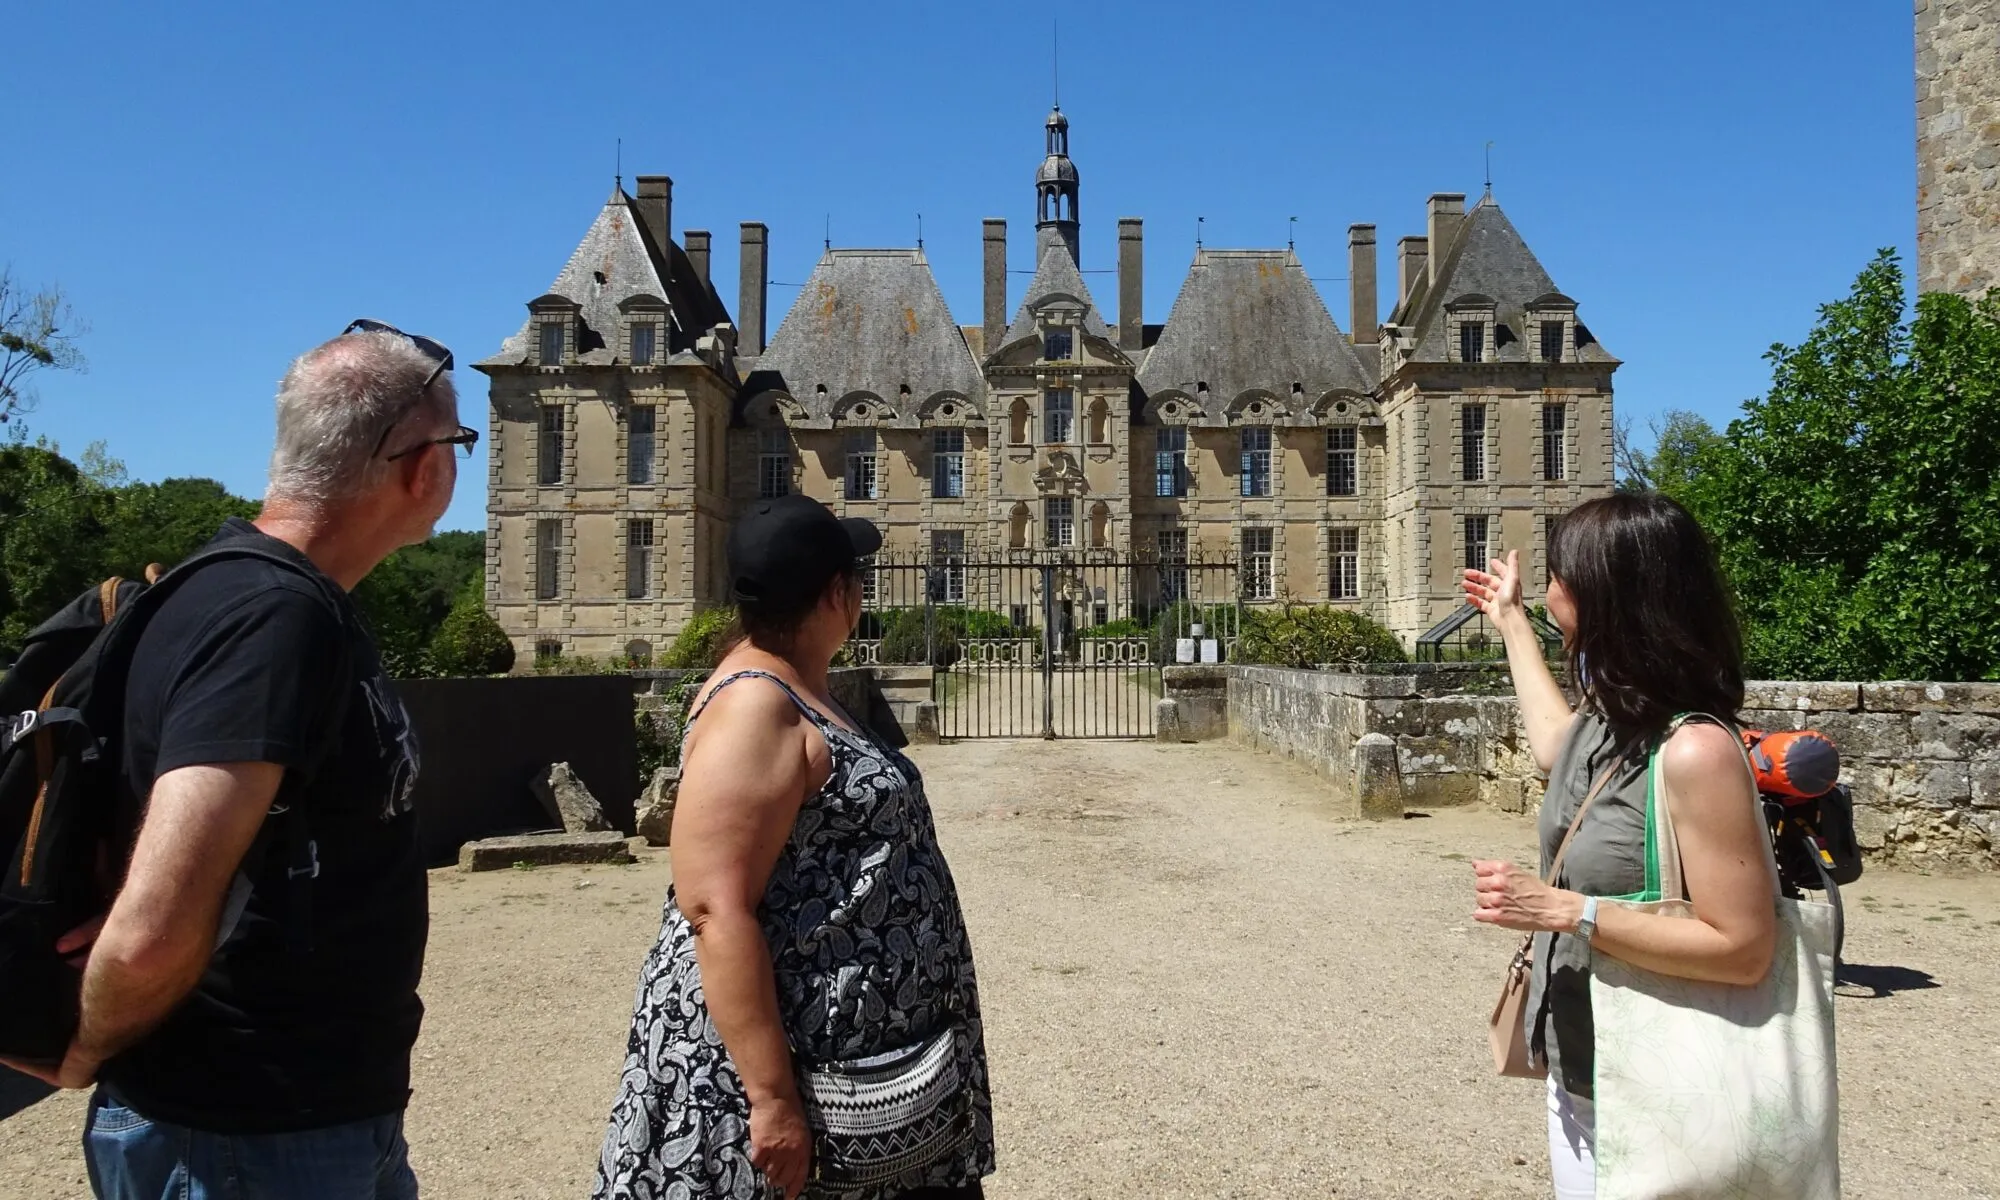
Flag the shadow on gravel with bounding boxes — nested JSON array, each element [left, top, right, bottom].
[[0, 1070, 55, 1123], [1835, 963, 1941, 998]]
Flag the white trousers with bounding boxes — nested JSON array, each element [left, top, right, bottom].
[[1547, 1075, 1597, 1199]]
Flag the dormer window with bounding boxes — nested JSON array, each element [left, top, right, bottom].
[[1526, 293, 1579, 364], [1459, 322, 1486, 364], [1044, 328, 1073, 361], [539, 321, 565, 366], [1446, 294, 1497, 365], [631, 322, 657, 366]]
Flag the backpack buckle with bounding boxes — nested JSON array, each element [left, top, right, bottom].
[[288, 839, 321, 881], [9, 710, 38, 740]]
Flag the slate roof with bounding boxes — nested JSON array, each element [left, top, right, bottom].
[[1135, 249, 1375, 408], [481, 185, 729, 367], [1394, 196, 1617, 364], [749, 248, 982, 416], [994, 244, 1113, 355]]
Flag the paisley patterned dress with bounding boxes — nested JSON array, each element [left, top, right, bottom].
[[594, 670, 994, 1200]]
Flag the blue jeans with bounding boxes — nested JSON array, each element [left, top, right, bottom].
[[82, 1090, 419, 1199]]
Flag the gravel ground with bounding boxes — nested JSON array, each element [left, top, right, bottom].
[[4, 739, 1997, 1198]]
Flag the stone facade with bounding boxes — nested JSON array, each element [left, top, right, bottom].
[[1917, 0, 2000, 296], [479, 108, 1617, 662], [1170, 665, 2000, 870]]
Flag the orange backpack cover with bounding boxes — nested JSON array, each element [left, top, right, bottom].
[[1740, 728, 1842, 801]]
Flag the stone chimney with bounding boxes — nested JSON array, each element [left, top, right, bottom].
[[983, 219, 1007, 354], [634, 176, 673, 257], [1348, 224, 1377, 345], [683, 231, 711, 290], [1427, 193, 1466, 289], [1397, 236, 1429, 308], [738, 222, 768, 357], [1118, 218, 1144, 353]]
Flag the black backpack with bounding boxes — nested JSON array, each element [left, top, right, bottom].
[[0, 543, 342, 1063]]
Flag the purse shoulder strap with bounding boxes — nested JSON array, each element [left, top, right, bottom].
[[1544, 747, 1632, 886]]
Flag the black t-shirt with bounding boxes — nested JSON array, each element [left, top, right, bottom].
[[101, 519, 428, 1133]]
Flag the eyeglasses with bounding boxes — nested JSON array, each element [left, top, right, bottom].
[[342, 318, 459, 460], [343, 318, 453, 389], [385, 424, 480, 462]]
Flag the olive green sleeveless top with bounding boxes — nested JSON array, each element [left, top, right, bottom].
[[1526, 711, 1654, 1099]]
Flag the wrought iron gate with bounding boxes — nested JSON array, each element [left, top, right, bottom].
[[849, 554, 1239, 739]]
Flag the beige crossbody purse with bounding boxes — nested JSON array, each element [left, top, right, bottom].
[[1488, 751, 1629, 1078]]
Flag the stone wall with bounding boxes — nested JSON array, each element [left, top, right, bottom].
[[1165, 665, 2000, 870], [1740, 681, 2000, 869], [1917, 0, 2000, 296]]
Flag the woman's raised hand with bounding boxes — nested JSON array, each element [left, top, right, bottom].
[[1463, 549, 1526, 627]]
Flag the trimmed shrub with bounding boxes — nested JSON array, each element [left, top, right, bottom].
[[663, 607, 737, 669], [429, 587, 516, 677], [1234, 605, 1407, 669]]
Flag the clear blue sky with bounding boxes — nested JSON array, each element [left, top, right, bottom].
[[6, 0, 1914, 533]]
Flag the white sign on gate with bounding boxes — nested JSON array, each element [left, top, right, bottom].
[[1199, 639, 1219, 664], [1176, 637, 1196, 663]]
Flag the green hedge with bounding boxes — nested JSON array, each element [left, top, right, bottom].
[[1234, 605, 1407, 669]]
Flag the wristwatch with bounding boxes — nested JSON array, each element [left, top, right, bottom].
[[1575, 895, 1600, 943]]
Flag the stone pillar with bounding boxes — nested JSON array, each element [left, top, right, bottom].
[[983, 219, 1007, 354], [738, 222, 769, 357], [1427, 193, 1466, 287], [635, 176, 673, 255], [1398, 236, 1429, 308], [1353, 732, 1404, 820], [1118, 218, 1144, 352], [1348, 223, 1378, 345], [683, 230, 711, 288]]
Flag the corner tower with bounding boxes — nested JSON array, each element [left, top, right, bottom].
[[1036, 106, 1080, 263]]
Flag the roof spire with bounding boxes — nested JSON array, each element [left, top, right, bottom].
[[1052, 17, 1060, 109], [615, 137, 622, 192], [1483, 140, 1494, 199]]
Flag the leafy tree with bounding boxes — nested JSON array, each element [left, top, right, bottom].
[[100, 477, 260, 578], [0, 442, 111, 653], [429, 583, 515, 676], [1683, 250, 2000, 681], [351, 530, 484, 669], [0, 269, 86, 427], [1615, 410, 1722, 499]]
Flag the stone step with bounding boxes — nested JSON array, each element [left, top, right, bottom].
[[457, 831, 637, 872]]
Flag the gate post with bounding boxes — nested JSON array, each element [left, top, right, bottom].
[[1039, 564, 1057, 740]]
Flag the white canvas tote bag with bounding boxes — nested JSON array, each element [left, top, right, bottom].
[[1590, 714, 1840, 1200]]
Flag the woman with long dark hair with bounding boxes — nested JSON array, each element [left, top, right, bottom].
[[596, 495, 993, 1200], [1464, 493, 1780, 1199]]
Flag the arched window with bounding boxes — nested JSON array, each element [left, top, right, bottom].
[[624, 639, 653, 668], [1008, 502, 1030, 549]]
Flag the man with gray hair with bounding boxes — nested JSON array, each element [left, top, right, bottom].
[[17, 321, 471, 1197]]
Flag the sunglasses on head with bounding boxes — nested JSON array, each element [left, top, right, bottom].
[[344, 318, 453, 389], [343, 318, 468, 460]]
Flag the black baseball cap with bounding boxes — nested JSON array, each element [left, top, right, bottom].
[[727, 495, 883, 609]]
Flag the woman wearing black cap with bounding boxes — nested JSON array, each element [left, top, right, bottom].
[[595, 496, 994, 1200]]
